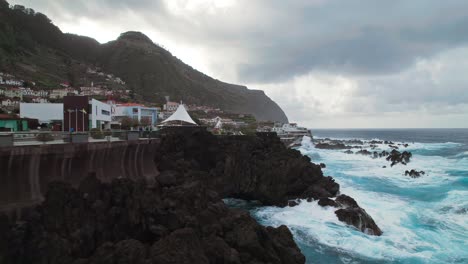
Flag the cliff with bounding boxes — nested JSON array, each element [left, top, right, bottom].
[[0, 2, 288, 122]]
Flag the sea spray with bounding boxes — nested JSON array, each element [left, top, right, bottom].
[[254, 129, 468, 263]]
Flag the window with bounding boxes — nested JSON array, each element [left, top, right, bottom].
[[101, 110, 110, 116]]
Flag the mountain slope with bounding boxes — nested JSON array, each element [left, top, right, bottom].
[[0, 1, 288, 122]]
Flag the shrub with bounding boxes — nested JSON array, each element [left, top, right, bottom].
[[103, 129, 112, 137], [90, 128, 104, 139]]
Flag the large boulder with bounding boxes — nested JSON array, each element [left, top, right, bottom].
[[317, 195, 383, 236], [335, 208, 383, 236]]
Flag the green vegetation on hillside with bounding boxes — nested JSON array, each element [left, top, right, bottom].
[[0, 0, 288, 122]]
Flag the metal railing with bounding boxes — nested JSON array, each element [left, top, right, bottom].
[[0, 130, 161, 147]]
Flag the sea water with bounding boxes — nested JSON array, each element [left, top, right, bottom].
[[253, 129, 468, 263]]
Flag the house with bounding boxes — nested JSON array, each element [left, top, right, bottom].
[[80, 86, 105, 96], [4, 88, 22, 99], [60, 82, 71, 88], [18, 87, 35, 96], [1, 99, 20, 107], [163, 101, 180, 112], [5, 79, 23, 86], [50, 88, 78, 99], [31, 97, 49, 104], [0, 114, 29, 132], [35, 90, 49, 97]]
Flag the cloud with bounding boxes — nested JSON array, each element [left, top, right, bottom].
[[15, 0, 468, 82], [254, 46, 468, 128], [10, 0, 468, 127]]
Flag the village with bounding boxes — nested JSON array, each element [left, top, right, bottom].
[[0, 71, 269, 138]]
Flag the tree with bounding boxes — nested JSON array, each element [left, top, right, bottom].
[[132, 118, 140, 128], [120, 116, 133, 130], [0, 0, 9, 10], [140, 117, 151, 127]]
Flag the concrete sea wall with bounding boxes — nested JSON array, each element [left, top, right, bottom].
[[0, 140, 160, 214]]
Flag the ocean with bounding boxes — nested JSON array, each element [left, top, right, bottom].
[[252, 129, 468, 263]]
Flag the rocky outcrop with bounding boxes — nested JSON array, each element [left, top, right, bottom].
[[356, 149, 372, 156], [318, 195, 383, 236], [0, 176, 304, 264], [386, 150, 412, 167], [315, 143, 351, 150], [156, 129, 340, 206], [405, 170, 425, 178]]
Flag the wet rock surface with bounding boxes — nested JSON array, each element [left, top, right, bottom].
[[386, 150, 412, 167], [317, 195, 383, 236], [315, 142, 351, 150], [156, 130, 340, 206], [405, 169, 425, 178]]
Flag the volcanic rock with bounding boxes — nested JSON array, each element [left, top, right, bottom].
[[334, 195, 382, 236], [318, 198, 338, 207], [386, 150, 412, 166], [315, 143, 351, 150], [316, 195, 383, 236], [335, 208, 383, 236], [356, 149, 372, 156], [0, 177, 305, 264], [405, 170, 425, 178]]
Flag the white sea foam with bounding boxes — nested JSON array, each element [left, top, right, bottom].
[[261, 136, 468, 263], [255, 196, 437, 262], [301, 140, 466, 188]]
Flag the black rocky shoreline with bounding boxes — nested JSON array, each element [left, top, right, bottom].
[[314, 138, 426, 177], [0, 129, 382, 264]]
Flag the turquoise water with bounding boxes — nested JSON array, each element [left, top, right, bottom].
[[252, 129, 468, 263]]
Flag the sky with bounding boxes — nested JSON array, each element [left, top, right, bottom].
[[11, 0, 468, 128]]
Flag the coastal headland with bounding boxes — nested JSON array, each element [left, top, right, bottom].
[[0, 128, 381, 263]]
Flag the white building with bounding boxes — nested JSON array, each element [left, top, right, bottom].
[[50, 88, 78, 99], [111, 103, 158, 127], [4, 88, 22, 99], [89, 99, 112, 130], [31, 97, 49, 103], [5, 79, 23, 86], [20, 103, 64, 124], [36, 90, 49, 97]]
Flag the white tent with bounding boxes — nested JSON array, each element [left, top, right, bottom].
[[160, 104, 197, 126], [214, 119, 222, 129]]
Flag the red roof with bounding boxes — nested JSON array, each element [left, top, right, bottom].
[[0, 114, 20, 120]]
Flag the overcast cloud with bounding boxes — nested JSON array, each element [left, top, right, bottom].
[[12, 0, 468, 127]]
